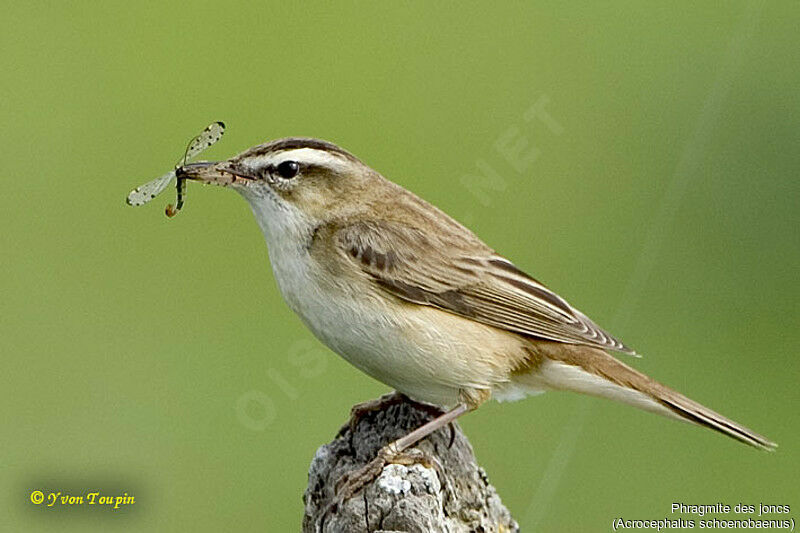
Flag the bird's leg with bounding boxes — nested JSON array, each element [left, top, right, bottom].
[[317, 389, 491, 531], [318, 402, 470, 531], [385, 402, 469, 456], [319, 403, 468, 531]]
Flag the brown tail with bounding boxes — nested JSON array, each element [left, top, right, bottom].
[[654, 388, 776, 450], [528, 342, 777, 451]]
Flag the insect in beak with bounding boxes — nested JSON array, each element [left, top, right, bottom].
[[177, 161, 258, 186], [125, 121, 226, 217]]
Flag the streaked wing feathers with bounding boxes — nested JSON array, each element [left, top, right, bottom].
[[336, 221, 635, 354]]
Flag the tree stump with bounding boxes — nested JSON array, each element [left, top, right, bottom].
[[302, 396, 518, 532]]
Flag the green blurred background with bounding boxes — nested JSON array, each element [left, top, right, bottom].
[[2, 1, 798, 531]]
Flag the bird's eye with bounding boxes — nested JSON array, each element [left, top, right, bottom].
[[275, 160, 300, 179]]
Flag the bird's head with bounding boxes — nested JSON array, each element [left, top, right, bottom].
[[177, 137, 382, 241]]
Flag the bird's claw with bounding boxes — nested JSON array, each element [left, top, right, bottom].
[[336, 391, 406, 438], [315, 444, 442, 532]]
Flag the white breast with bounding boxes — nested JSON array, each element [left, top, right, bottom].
[[269, 239, 467, 406]]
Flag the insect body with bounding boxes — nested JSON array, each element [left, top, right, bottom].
[[126, 121, 226, 217]]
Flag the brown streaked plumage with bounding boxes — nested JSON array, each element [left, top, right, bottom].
[[334, 219, 635, 353], [175, 135, 776, 502]]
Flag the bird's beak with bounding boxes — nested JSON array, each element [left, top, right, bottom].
[[176, 161, 257, 186]]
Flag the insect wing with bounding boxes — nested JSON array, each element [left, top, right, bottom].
[[125, 170, 176, 206], [183, 121, 226, 164]]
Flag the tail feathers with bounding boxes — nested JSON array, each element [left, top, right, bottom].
[[524, 345, 777, 451], [656, 391, 776, 451]]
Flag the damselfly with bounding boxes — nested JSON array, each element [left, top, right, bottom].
[[126, 121, 225, 217]]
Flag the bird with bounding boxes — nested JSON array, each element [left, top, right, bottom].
[[175, 136, 775, 502]]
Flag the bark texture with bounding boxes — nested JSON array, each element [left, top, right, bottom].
[[302, 397, 518, 532]]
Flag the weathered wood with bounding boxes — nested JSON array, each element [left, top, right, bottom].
[[303, 397, 518, 532]]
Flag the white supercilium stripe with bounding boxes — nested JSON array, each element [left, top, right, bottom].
[[249, 147, 350, 172]]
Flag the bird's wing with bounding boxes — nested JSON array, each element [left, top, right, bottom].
[[335, 220, 635, 354]]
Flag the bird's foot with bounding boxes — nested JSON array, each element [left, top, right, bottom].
[[337, 391, 406, 438], [316, 444, 442, 532], [337, 392, 446, 438]]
